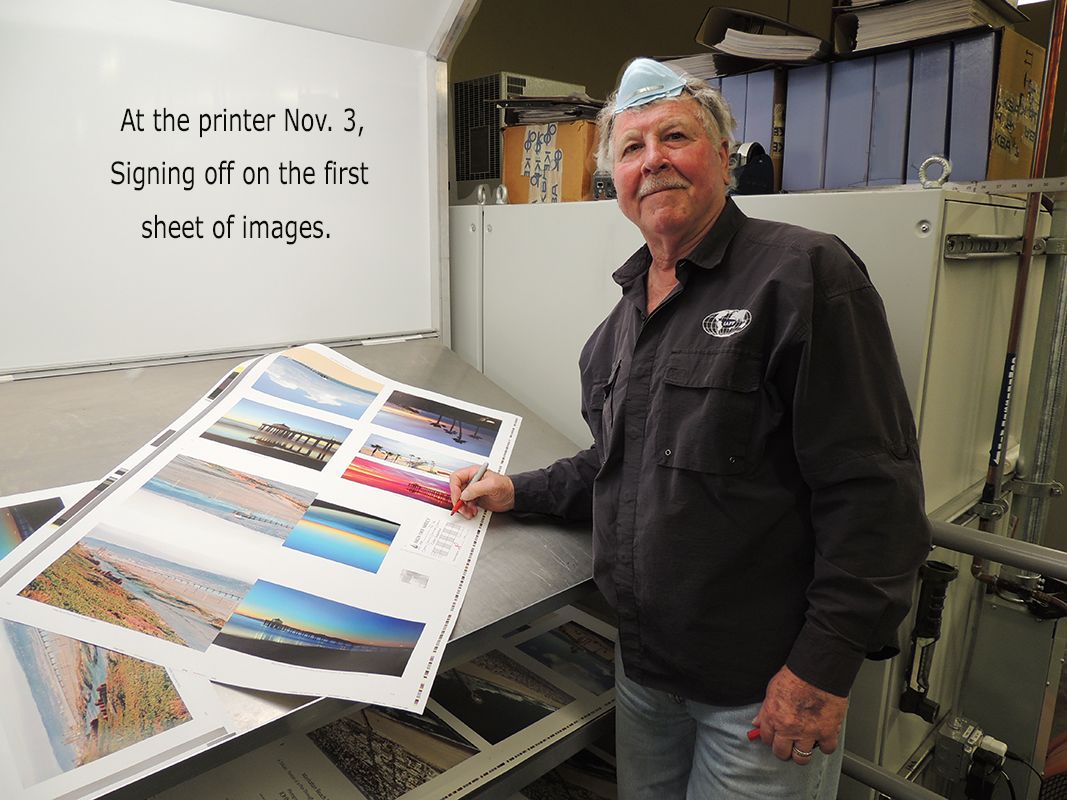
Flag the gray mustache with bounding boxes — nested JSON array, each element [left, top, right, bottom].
[[639, 173, 690, 197]]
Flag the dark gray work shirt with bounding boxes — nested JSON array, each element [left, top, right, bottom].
[[510, 199, 930, 704]]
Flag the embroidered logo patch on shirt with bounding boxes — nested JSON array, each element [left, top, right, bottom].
[[702, 309, 752, 337]]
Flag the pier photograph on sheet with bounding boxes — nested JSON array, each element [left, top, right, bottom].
[[372, 390, 502, 458], [212, 580, 425, 675], [253, 348, 384, 420], [359, 434, 476, 477], [283, 499, 400, 573], [430, 650, 575, 744], [342, 458, 454, 510], [18, 455, 315, 650], [0, 619, 191, 786], [202, 397, 351, 471], [0, 496, 64, 558], [515, 621, 615, 696], [307, 705, 479, 800]]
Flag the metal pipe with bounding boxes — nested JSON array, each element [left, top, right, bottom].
[[1011, 194, 1067, 551], [842, 752, 946, 800], [975, 0, 1067, 529], [932, 519, 1067, 582]]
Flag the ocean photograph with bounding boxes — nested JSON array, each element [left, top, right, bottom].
[[0, 620, 191, 787], [0, 495, 64, 558], [143, 454, 315, 541], [283, 500, 400, 573], [253, 351, 383, 420], [372, 391, 502, 458], [520, 749, 618, 800], [516, 622, 615, 696], [202, 398, 351, 471], [213, 580, 425, 675], [429, 650, 574, 745], [308, 706, 478, 800], [342, 457, 453, 510]]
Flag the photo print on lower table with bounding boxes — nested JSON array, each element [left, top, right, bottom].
[[372, 390, 502, 459], [211, 580, 425, 676], [430, 650, 575, 745], [251, 346, 385, 421], [1, 496, 65, 560], [202, 397, 352, 471], [308, 705, 480, 800], [0, 618, 224, 800]]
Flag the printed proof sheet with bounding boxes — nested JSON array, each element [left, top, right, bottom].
[[154, 605, 617, 800], [0, 344, 521, 711], [0, 484, 228, 800]]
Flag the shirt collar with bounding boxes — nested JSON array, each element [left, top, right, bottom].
[[612, 197, 747, 289]]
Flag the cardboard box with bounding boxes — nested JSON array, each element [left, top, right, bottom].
[[502, 120, 597, 203], [987, 27, 1045, 180]]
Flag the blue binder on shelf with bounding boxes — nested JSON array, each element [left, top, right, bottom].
[[744, 69, 776, 152], [906, 40, 951, 182], [721, 74, 748, 141], [824, 56, 875, 189], [782, 62, 830, 191], [949, 30, 997, 182], [868, 49, 912, 186]]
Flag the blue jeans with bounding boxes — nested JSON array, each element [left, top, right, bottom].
[[614, 650, 844, 800]]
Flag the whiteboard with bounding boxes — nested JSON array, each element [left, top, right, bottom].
[[0, 0, 439, 373]]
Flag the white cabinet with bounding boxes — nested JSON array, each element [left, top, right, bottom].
[[452, 189, 1050, 518]]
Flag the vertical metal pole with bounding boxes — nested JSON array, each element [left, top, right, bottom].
[[976, 0, 1066, 535]]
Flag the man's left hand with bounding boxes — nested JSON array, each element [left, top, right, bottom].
[[752, 665, 848, 765]]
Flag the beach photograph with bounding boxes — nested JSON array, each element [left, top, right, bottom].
[[360, 434, 476, 478], [429, 650, 574, 745], [202, 397, 351, 471], [143, 454, 316, 541], [342, 457, 453, 510], [212, 580, 425, 675], [372, 391, 502, 458], [253, 350, 383, 420], [1, 495, 64, 558], [0, 619, 191, 787], [515, 622, 615, 696], [19, 533, 253, 650], [283, 499, 400, 573], [307, 705, 478, 800]]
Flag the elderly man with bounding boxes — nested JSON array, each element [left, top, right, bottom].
[[451, 58, 930, 799]]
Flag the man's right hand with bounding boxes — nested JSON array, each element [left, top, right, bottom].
[[449, 466, 515, 518]]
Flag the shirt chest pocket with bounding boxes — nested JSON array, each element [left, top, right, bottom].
[[657, 350, 762, 475]]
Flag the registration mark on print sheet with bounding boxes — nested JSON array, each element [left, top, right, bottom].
[[408, 518, 468, 563]]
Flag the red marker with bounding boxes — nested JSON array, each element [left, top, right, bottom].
[[747, 727, 762, 741], [451, 462, 489, 516]]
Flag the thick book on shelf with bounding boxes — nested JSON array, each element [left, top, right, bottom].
[[867, 49, 913, 185], [782, 62, 831, 191], [833, 0, 1026, 54], [697, 7, 832, 64], [906, 40, 951, 182], [949, 30, 997, 182], [721, 74, 749, 141], [824, 56, 876, 189]]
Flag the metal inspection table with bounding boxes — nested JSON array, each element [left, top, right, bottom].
[[0, 338, 598, 798]]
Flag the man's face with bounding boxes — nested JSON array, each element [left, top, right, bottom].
[[610, 96, 731, 247]]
